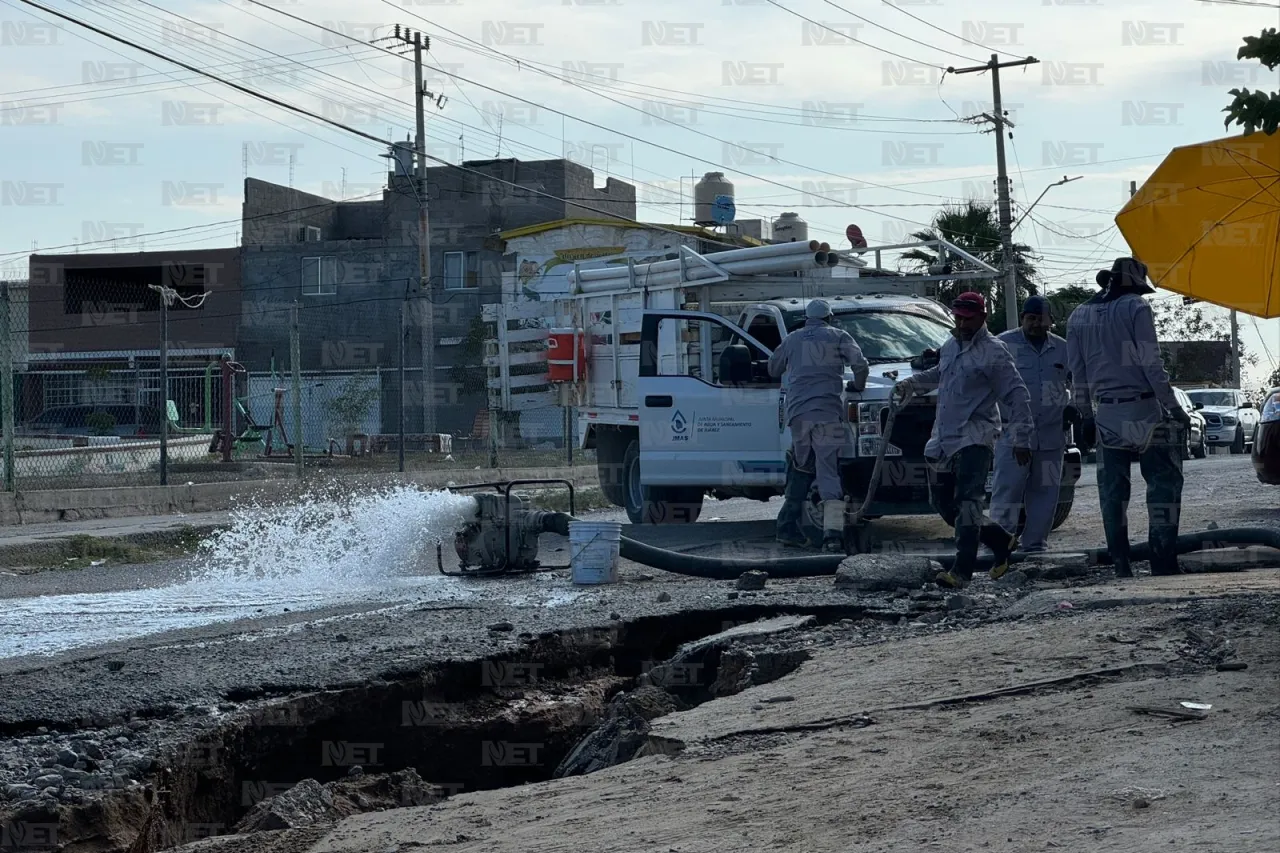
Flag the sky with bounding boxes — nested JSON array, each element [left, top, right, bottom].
[[1, 0, 1279, 389]]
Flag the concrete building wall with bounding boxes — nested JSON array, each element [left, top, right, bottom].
[[240, 159, 637, 436], [26, 248, 241, 356]]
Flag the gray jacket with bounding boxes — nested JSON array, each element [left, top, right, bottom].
[[1066, 293, 1180, 452], [996, 329, 1071, 452], [768, 318, 869, 424], [903, 326, 1035, 463]]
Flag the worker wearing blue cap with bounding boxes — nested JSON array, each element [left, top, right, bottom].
[[991, 295, 1074, 553]]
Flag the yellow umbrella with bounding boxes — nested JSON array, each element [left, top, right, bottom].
[[1115, 131, 1280, 318]]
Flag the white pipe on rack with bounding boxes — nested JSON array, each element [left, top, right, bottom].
[[570, 239, 822, 285], [575, 252, 831, 293]]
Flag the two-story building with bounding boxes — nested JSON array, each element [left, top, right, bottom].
[[238, 156, 637, 436]]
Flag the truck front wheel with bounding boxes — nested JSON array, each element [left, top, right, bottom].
[[621, 438, 703, 524]]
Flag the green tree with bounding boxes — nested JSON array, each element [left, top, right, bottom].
[[1044, 282, 1096, 338], [449, 315, 489, 399], [1152, 301, 1257, 385], [900, 200, 1040, 334], [1223, 28, 1280, 134], [328, 373, 380, 437]]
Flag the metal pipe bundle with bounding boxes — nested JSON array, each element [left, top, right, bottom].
[[571, 240, 837, 292], [569, 240, 829, 286]]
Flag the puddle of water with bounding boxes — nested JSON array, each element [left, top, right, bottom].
[[0, 486, 482, 659]]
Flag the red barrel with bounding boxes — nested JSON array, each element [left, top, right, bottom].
[[547, 328, 586, 382]]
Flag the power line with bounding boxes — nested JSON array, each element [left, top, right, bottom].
[[760, 0, 961, 67], [819, 0, 985, 64], [876, 0, 1027, 60], [239, 2, 942, 226]]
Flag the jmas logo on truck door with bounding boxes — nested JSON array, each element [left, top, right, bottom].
[[671, 410, 689, 441]]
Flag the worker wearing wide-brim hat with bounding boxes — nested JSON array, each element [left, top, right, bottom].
[[990, 295, 1075, 554], [892, 291, 1035, 587], [1066, 257, 1192, 578]]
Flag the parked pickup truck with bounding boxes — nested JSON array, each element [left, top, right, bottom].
[[485, 240, 1081, 546]]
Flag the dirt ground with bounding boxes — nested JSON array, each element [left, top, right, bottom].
[[161, 572, 1280, 853]]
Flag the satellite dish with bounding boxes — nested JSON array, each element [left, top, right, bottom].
[[711, 194, 735, 225], [846, 223, 867, 252]]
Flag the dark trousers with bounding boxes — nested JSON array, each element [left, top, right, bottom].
[[777, 451, 821, 546], [1096, 430, 1184, 575], [934, 445, 1013, 579]]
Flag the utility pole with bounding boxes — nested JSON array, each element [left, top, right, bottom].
[[399, 289, 407, 474], [389, 25, 436, 436], [291, 301, 303, 480], [949, 54, 1039, 331], [0, 283, 14, 493], [148, 284, 170, 486], [1230, 309, 1242, 389]]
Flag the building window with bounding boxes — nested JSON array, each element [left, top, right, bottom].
[[302, 257, 337, 296], [444, 251, 479, 290]]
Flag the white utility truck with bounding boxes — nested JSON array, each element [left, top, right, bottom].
[[485, 239, 1081, 545]]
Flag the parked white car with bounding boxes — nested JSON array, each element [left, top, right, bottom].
[[1184, 388, 1260, 454]]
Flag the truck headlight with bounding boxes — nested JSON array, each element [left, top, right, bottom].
[[857, 402, 885, 436]]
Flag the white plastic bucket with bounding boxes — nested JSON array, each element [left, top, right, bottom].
[[569, 520, 622, 584]]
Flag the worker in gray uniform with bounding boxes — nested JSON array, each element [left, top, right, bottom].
[[892, 292, 1035, 587], [1066, 257, 1190, 578], [990, 295, 1075, 553], [769, 299, 869, 553]]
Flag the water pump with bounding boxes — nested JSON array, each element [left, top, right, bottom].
[[442, 481, 578, 575]]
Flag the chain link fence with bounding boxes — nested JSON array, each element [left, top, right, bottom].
[[0, 281, 590, 492]]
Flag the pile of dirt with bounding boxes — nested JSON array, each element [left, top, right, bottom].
[[235, 768, 443, 833]]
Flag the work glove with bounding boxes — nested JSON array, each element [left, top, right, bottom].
[[1014, 447, 1033, 466], [891, 379, 913, 407], [1062, 405, 1082, 431]]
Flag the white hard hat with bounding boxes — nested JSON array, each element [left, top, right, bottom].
[[805, 299, 833, 320]]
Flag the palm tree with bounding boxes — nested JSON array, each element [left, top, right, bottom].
[[900, 201, 1040, 334]]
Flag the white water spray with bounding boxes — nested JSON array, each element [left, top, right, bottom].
[[0, 487, 481, 659], [194, 485, 479, 586]]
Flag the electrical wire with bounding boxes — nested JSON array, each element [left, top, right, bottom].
[[232, 3, 943, 226], [760, 0, 957, 67], [819, 0, 985, 64], [876, 0, 1028, 60]]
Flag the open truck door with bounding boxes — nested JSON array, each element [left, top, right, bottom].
[[637, 311, 787, 518]]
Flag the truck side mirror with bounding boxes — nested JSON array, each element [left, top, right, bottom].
[[1193, 402, 1204, 411]]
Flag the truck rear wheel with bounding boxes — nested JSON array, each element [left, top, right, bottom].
[[621, 438, 703, 524]]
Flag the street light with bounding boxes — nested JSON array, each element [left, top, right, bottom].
[[1013, 175, 1082, 231]]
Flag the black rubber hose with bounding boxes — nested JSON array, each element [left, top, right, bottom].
[[541, 513, 1280, 580]]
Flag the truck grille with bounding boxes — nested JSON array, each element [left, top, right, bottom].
[[1203, 413, 1222, 426], [880, 397, 936, 458]]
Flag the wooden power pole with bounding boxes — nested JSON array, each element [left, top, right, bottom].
[[949, 54, 1039, 331]]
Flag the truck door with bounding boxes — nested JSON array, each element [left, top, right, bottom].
[[637, 310, 786, 489]]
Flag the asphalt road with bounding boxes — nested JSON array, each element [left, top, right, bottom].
[[0, 453, 1272, 725]]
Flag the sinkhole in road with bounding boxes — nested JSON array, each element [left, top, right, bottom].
[[7, 603, 885, 852]]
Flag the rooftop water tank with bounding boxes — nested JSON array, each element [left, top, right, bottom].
[[772, 212, 808, 243], [693, 172, 735, 226]]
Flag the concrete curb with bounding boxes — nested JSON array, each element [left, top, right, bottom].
[[0, 466, 599, 526]]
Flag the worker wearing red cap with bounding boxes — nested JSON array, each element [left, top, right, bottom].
[[892, 291, 1035, 587]]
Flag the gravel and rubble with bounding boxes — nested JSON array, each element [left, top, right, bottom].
[[0, 456, 1274, 851]]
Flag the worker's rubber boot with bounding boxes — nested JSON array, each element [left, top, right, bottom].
[[981, 523, 1019, 580], [1148, 525, 1183, 576], [776, 461, 816, 548], [821, 499, 847, 554]]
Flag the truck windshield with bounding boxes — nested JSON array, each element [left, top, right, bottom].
[[1187, 390, 1236, 407], [812, 310, 953, 363]]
